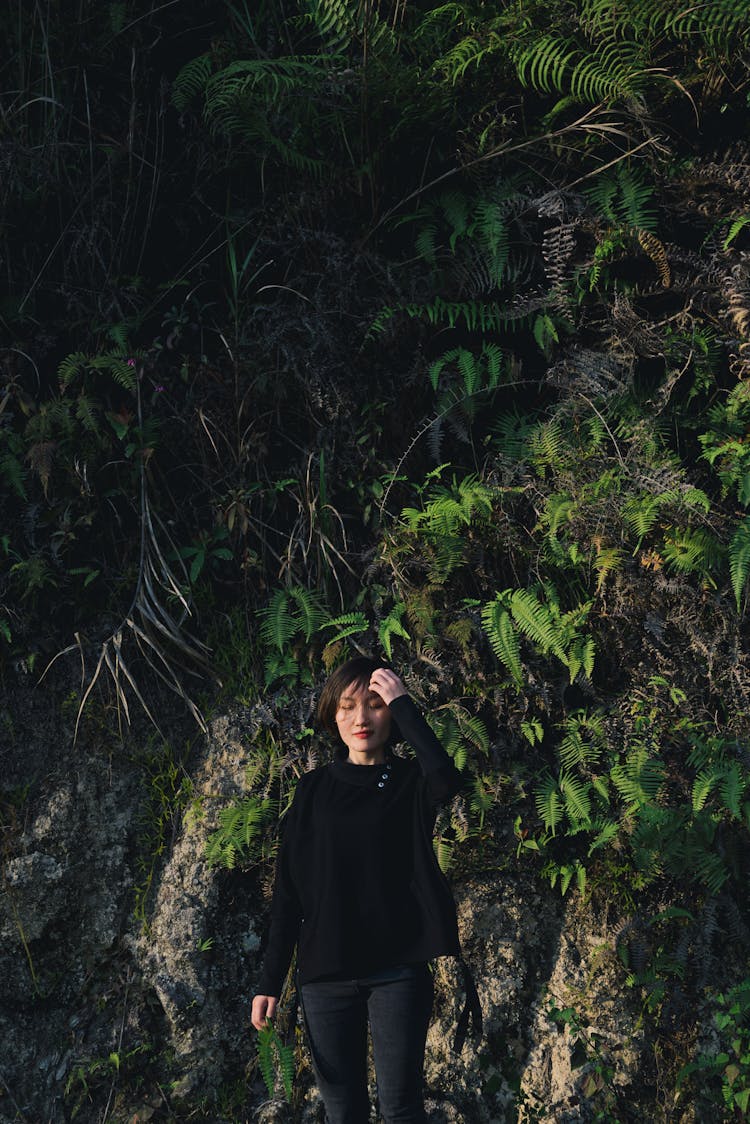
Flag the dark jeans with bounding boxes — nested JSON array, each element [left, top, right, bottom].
[[300, 962, 434, 1124]]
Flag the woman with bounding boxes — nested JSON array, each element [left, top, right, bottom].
[[251, 657, 481, 1123]]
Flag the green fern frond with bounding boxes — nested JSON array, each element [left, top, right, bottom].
[[582, 0, 750, 44], [258, 589, 298, 654], [75, 394, 101, 437], [461, 714, 490, 755], [665, 0, 750, 46], [57, 352, 88, 391], [560, 772, 592, 826], [509, 589, 565, 662], [320, 611, 369, 645], [481, 600, 522, 687], [434, 835, 454, 873], [617, 167, 657, 231], [257, 1024, 276, 1097], [470, 200, 509, 283], [723, 215, 750, 250], [558, 715, 604, 770], [729, 515, 750, 611], [692, 768, 721, 813], [207, 56, 336, 106], [58, 351, 137, 393], [93, 352, 138, 391], [289, 586, 326, 640], [399, 296, 533, 333], [594, 546, 623, 591], [172, 53, 214, 111], [610, 747, 664, 807], [1, 452, 27, 499], [431, 33, 501, 83], [720, 762, 746, 819], [515, 34, 646, 103], [528, 418, 568, 474], [535, 774, 563, 833], [521, 718, 544, 745], [586, 166, 657, 232], [622, 492, 665, 542], [661, 527, 723, 577], [378, 602, 410, 660], [257, 1022, 295, 1102], [492, 410, 539, 461], [415, 223, 438, 265], [305, 0, 395, 55], [205, 795, 276, 869], [542, 492, 576, 539], [587, 820, 620, 854], [429, 343, 505, 396], [691, 847, 729, 895]]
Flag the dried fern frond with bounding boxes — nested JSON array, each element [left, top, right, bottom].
[[637, 230, 671, 287]]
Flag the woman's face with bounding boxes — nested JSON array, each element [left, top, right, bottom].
[[334, 680, 392, 759]]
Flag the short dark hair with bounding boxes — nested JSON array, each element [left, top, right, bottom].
[[317, 657, 401, 747]]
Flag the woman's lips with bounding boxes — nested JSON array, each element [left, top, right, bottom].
[[354, 731, 372, 738]]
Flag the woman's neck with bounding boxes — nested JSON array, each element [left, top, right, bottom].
[[346, 748, 386, 766]]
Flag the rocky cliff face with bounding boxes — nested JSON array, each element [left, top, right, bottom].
[[0, 678, 722, 1123]]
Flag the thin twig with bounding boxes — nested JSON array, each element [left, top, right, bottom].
[[364, 105, 656, 242], [377, 377, 533, 519]]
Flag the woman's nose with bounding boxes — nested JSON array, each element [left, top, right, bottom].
[[353, 702, 367, 724]]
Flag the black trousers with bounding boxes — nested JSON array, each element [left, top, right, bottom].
[[300, 962, 434, 1124]]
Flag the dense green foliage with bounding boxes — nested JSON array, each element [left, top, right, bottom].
[[3, 0, 750, 1118]]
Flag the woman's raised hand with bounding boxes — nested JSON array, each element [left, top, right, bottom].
[[251, 994, 278, 1030], [369, 667, 408, 706]]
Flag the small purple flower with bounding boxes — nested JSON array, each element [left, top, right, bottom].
[[127, 358, 136, 367], [154, 385, 166, 393]]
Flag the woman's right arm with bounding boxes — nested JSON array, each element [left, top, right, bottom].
[[251, 780, 305, 1027]]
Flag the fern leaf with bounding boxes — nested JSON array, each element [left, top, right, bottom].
[[535, 774, 563, 833], [320, 611, 369, 644], [257, 1025, 276, 1097], [481, 601, 522, 686], [172, 53, 213, 111], [662, 527, 723, 577], [509, 589, 565, 661], [461, 714, 490, 754], [587, 820, 620, 854], [637, 230, 671, 287], [1, 453, 27, 499], [521, 718, 544, 746], [729, 515, 750, 611], [257, 1022, 295, 1101], [560, 772, 592, 826], [258, 589, 297, 654], [723, 215, 750, 250], [289, 586, 326, 640], [206, 796, 275, 869], [559, 721, 602, 770], [75, 393, 100, 436], [610, 747, 664, 807], [692, 768, 720, 813], [378, 602, 410, 660], [720, 762, 745, 819], [57, 352, 88, 391], [277, 1036, 295, 1101]]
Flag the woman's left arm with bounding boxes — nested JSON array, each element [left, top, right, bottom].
[[370, 668, 464, 802]]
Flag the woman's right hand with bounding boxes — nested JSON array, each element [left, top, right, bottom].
[[251, 994, 278, 1030]]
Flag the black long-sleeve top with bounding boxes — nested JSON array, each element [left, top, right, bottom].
[[256, 695, 465, 997]]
